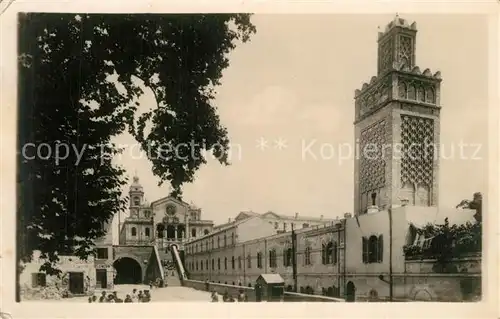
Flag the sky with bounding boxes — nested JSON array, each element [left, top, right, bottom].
[[109, 14, 489, 230]]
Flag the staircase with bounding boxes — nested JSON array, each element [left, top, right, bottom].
[[164, 271, 182, 287]]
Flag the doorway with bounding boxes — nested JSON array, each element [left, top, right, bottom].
[[96, 269, 108, 289], [346, 281, 356, 302], [113, 257, 142, 284], [68, 272, 85, 294]]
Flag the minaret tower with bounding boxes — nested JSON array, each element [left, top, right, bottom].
[[353, 16, 442, 216]]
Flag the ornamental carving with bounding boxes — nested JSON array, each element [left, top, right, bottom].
[[398, 35, 412, 67], [400, 104, 434, 116], [166, 204, 176, 216], [400, 115, 434, 187], [359, 78, 391, 117], [380, 39, 393, 72], [398, 80, 436, 104], [359, 120, 387, 193]]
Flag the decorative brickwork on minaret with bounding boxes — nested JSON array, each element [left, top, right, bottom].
[[353, 16, 442, 216]]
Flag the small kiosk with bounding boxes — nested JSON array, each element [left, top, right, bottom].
[[255, 274, 285, 302]]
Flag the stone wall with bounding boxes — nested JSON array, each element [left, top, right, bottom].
[[183, 279, 256, 301], [20, 253, 96, 300], [284, 291, 344, 302], [183, 279, 345, 302]]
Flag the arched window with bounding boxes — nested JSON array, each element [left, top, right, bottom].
[[156, 224, 165, 238], [196, 261, 199, 271], [326, 242, 334, 264], [368, 235, 379, 263], [204, 229, 209, 235], [145, 227, 150, 237], [217, 236, 220, 248], [144, 211, 151, 218], [398, 82, 407, 99], [131, 227, 137, 236], [191, 229, 196, 238], [238, 256, 242, 269], [283, 248, 293, 267], [211, 259, 214, 270], [231, 256, 235, 269], [408, 85, 416, 100], [211, 237, 214, 249], [133, 197, 140, 206], [269, 249, 277, 268], [231, 233, 235, 245], [425, 87, 435, 103], [217, 258, 221, 270], [304, 246, 312, 265], [417, 87, 425, 101], [224, 234, 227, 247], [247, 254, 252, 269], [371, 193, 377, 206], [257, 252, 262, 268], [224, 257, 227, 270], [200, 260, 203, 270], [332, 241, 338, 264]]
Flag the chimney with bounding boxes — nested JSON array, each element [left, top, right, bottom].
[[295, 212, 299, 219]]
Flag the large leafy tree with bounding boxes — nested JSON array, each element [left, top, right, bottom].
[[17, 13, 255, 292]]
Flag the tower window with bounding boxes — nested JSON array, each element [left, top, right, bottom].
[[131, 227, 137, 236], [133, 197, 140, 206], [191, 229, 196, 238], [204, 229, 209, 235], [371, 193, 377, 206], [145, 227, 150, 237]]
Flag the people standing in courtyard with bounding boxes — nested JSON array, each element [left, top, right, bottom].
[[211, 290, 219, 302], [124, 295, 133, 303], [113, 291, 123, 302], [142, 290, 151, 302], [131, 288, 138, 302], [237, 289, 247, 302], [99, 291, 106, 302], [222, 290, 229, 302]]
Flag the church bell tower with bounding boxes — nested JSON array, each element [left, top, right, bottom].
[[353, 16, 442, 216]]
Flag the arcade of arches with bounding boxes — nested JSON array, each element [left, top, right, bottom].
[[113, 257, 143, 285]]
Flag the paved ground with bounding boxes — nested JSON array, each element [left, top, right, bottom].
[[41, 284, 213, 302]]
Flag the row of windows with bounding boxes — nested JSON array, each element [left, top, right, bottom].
[[270, 221, 310, 231], [186, 241, 341, 272], [187, 232, 236, 254], [130, 227, 150, 237], [191, 228, 210, 238]]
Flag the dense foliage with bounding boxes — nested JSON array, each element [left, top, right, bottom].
[[403, 192, 483, 263], [17, 13, 255, 280], [403, 218, 482, 260]]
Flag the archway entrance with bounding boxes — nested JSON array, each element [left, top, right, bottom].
[[113, 257, 142, 284], [346, 281, 356, 302]]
